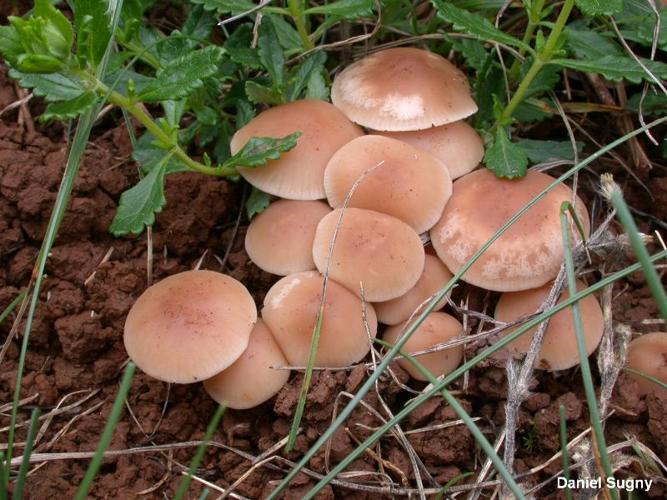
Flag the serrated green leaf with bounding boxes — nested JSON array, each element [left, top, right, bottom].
[[484, 127, 528, 178], [190, 0, 256, 12], [306, 70, 328, 100], [226, 132, 301, 170], [520, 60, 561, 97], [450, 37, 489, 72], [225, 24, 261, 69], [8, 70, 85, 101], [268, 14, 303, 50], [182, 4, 216, 40], [41, 91, 97, 122], [574, 0, 623, 17], [246, 187, 272, 219], [137, 46, 225, 101], [515, 139, 583, 163], [616, 2, 667, 52], [513, 99, 551, 123], [305, 0, 374, 18], [0, 25, 23, 64], [551, 56, 667, 83], [565, 26, 623, 60], [110, 156, 169, 236], [258, 17, 285, 89], [245, 80, 283, 105], [75, 0, 112, 67], [432, 1, 531, 52], [285, 51, 326, 102], [34, 0, 73, 56], [472, 57, 504, 128]]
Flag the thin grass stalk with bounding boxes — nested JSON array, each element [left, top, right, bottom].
[[434, 472, 473, 500], [173, 404, 226, 500], [559, 405, 573, 500], [602, 174, 667, 320], [74, 362, 136, 500], [0, 291, 25, 325], [14, 408, 41, 500], [560, 206, 617, 500], [301, 250, 667, 499], [267, 115, 667, 500], [375, 339, 526, 499]]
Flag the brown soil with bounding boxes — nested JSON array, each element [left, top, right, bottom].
[[1, 68, 666, 499]]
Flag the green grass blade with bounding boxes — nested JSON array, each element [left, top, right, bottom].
[[174, 404, 226, 500], [198, 488, 210, 500], [560, 205, 618, 500], [559, 405, 573, 500], [75, 362, 136, 500], [623, 367, 667, 391], [14, 408, 41, 500], [603, 174, 667, 320], [267, 114, 667, 500], [0, 291, 25, 325], [435, 472, 473, 500], [375, 338, 525, 499], [302, 249, 667, 498]]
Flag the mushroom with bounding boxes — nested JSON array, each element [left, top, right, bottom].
[[312, 208, 425, 302], [245, 199, 332, 275], [230, 99, 363, 200], [262, 271, 377, 367], [374, 254, 453, 326], [430, 169, 590, 292], [323, 135, 452, 233], [494, 280, 604, 371], [383, 312, 464, 381], [625, 332, 667, 397], [331, 47, 477, 131], [203, 319, 290, 409], [373, 121, 484, 180], [123, 270, 257, 383]]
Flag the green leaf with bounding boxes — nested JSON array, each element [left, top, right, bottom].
[[450, 37, 489, 72], [305, 0, 374, 18], [182, 4, 217, 41], [574, 0, 623, 17], [515, 139, 583, 163], [224, 132, 301, 169], [472, 57, 504, 128], [190, 0, 256, 12], [0, 25, 23, 64], [34, 0, 73, 56], [8, 70, 86, 101], [110, 156, 168, 236], [75, 0, 112, 66], [616, 2, 667, 52], [551, 56, 667, 83], [245, 80, 283, 105], [565, 26, 623, 60], [137, 46, 225, 102], [306, 70, 329, 100], [285, 51, 326, 102], [626, 92, 667, 116], [14, 53, 63, 72], [225, 24, 261, 69], [514, 99, 551, 123], [484, 127, 528, 178], [520, 60, 561, 97], [41, 91, 97, 121], [268, 14, 303, 51], [432, 1, 531, 52], [246, 187, 272, 219], [258, 17, 285, 89], [133, 133, 189, 174]]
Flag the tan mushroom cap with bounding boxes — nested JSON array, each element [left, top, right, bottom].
[[124, 270, 257, 383], [331, 47, 477, 131], [374, 121, 484, 179], [383, 312, 464, 381], [230, 100, 363, 200], [203, 319, 290, 409], [375, 255, 453, 326], [245, 200, 332, 275], [324, 135, 452, 233], [262, 271, 377, 367], [430, 169, 590, 292], [625, 332, 667, 397], [494, 280, 604, 371], [312, 208, 425, 302]]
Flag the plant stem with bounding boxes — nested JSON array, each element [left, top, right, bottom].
[[288, 0, 315, 50], [509, 0, 545, 79], [497, 0, 574, 125]]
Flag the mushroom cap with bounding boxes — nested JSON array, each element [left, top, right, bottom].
[[430, 169, 590, 292], [312, 208, 425, 302], [625, 332, 667, 397], [374, 255, 453, 325], [494, 280, 604, 371], [245, 200, 332, 275], [262, 271, 377, 367], [203, 319, 290, 409], [231, 99, 364, 200], [383, 312, 464, 381], [331, 47, 477, 131], [124, 270, 257, 383], [373, 121, 484, 179], [323, 135, 452, 233]]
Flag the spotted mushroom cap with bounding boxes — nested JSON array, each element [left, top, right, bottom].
[[323, 135, 452, 233], [494, 280, 604, 371], [331, 47, 477, 131], [430, 169, 590, 292], [231, 100, 364, 200], [625, 332, 667, 397], [262, 271, 377, 367], [312, 208, 425, 302], [123, 270, 257, 383]]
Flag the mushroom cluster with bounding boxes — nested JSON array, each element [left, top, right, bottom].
[[123, 47, 604, 409]]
